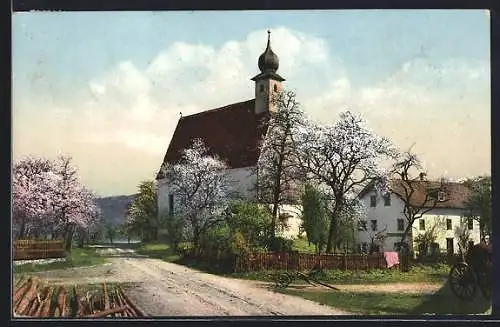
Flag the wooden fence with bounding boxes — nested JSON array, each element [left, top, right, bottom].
[[185, 249, 388, 273], [234, 251, 387, 273], [13, 239, 67, 261]]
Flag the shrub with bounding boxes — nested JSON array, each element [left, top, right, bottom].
[[163, 215, 185, 252], [269, 236, 294, 251], [225, 200, 272, 249]]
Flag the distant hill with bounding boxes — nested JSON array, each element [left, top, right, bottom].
[[95, 194, 136, 227]]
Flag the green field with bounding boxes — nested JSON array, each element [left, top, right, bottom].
[[13, 247, 107, 274], [280, 284, 492, 315]]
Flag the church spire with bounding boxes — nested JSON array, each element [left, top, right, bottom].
[[251, 30, 285, 114], [257, 30, 280, 73]]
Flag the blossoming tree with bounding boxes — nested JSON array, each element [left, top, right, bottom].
[[295, 111, 396, 253], [161, 139, 235, 250], [12, 156, 101, 250], [256, 90, 306, 240]]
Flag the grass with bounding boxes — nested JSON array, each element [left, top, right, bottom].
[[135, 242, 181, 262], [13, 247, 107, 274], [279, 281, 492, 315], [230, 263, 450, 285], [292, 237, 317, 253]]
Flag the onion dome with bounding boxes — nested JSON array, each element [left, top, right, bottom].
[[258, 30, 279, 72]]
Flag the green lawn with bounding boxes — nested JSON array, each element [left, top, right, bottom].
[[135, 242, 181, 262], [280, 282, 492, 315], [13, 247, 107, 274], [231, 263, 450, 285]]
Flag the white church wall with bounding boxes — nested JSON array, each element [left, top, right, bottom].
[[156, 166, 257, 219], [276, 204, 303, 240]]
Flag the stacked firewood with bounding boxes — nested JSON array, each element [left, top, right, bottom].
[[13, 277, 147, 318]]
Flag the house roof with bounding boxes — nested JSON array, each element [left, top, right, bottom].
[[360, 179, 472, 210], [156, 99, 269, 179]]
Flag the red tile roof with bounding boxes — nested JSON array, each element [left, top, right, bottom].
[[156, 99, 269, 179], [389, 180, 471, 209], [359, 179, 471, 209]]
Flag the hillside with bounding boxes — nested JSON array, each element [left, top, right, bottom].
[[95, 194, 136, 227]]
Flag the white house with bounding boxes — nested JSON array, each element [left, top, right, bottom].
[[155, 31, 302, 239], [357, 179, 480, 255]]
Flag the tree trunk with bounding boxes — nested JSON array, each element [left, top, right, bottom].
[[64, 225, 74, 252], [326, 204, 341, 253], [271, 203, 279, 241], [18, 218, 26, 239], [399, 220, 414, 247], [152, 227, 159, 241]]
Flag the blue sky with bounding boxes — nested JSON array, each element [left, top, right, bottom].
[[12, 10, 491, 196]]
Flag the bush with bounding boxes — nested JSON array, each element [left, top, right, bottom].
[[269, 236, 294, 251], [225, 200, 272, 250], [163, 215, 185, 252], [199, 225, 232, 254]]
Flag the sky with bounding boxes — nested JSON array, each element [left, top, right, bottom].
[[12, 10, 491, 197]]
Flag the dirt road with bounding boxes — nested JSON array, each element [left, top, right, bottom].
[[26, 246, 351, 316]]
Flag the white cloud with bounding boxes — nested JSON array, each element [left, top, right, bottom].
[[13, 26, 490, 195], [74, 27, 334, 157]]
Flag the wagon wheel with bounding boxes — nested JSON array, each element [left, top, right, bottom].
[[477, 267, 492, 300], [275, 272, 294, 289], [449, 262, 477, 300]]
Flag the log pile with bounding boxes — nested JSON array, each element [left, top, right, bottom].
[[13, 276, 147, 318]]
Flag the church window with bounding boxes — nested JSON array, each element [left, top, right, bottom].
[[259, 84, 265, 93], [273, 84, 278, 92]]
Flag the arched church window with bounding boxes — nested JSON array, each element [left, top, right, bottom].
[[274, 84, 278, 92]]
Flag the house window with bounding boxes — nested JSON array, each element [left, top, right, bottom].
[[383, 194, 391, 206], [467, 218, 474, 230], [397, 219, 404, 231], [370, 220, 378, 231], [437, 191, 446, 202], [168, 194, 174, 215], [370, 195, 377, 207], [358, 220, 368, 231], [446, 219, 452, 230], [419, 219, 425, 230]]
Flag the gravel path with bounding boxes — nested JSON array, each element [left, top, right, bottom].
[[27, 247, 351, 316]]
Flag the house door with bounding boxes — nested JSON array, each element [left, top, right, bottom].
[[446, 238, 454, 255]]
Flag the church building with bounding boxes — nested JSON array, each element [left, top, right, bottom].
[[155, 31, 302, 238]]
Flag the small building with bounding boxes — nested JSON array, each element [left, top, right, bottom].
[[357, 179, 480, 255]]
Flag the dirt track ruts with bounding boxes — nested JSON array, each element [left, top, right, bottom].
[[26, 247, 351, 316]]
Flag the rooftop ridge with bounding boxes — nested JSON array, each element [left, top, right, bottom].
[[180, 99, 255, 120]]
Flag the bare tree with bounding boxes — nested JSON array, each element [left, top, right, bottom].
[[391, 150, 449, 248]]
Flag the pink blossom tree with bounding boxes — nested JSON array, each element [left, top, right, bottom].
[[12, 156, 101, 250]]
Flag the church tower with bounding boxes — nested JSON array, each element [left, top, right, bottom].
[[251, 30, 285, 114]]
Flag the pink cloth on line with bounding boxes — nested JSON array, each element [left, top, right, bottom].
[[384, 251, 400, 268]]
